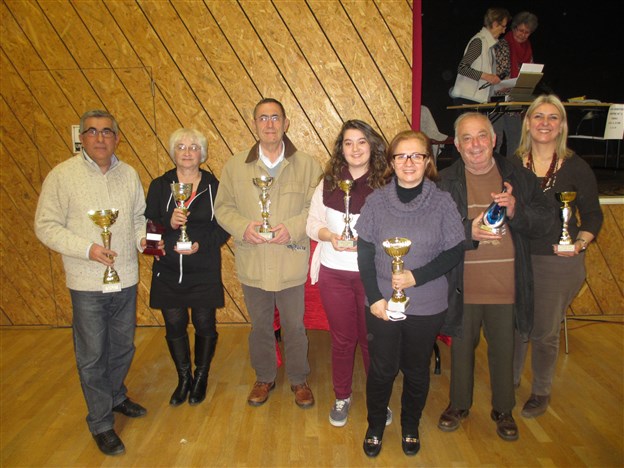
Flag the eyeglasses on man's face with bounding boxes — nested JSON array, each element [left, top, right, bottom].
[[82, 128, 116, 139], [175, 143, 201, 153], [392, 153, 427, 164], [255, 114, 282, 123]]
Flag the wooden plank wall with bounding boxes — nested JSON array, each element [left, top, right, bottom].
[[0, 0, 621, 327]]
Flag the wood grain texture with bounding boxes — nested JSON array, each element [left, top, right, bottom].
[[1, 323, 622, 466], [0, 0, 621, 326]]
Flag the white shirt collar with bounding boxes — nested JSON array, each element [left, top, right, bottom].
[[82, 149, 119, 172], [258, 141, 285, 169]]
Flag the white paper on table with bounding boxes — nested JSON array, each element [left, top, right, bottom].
[[493, 78, 517, 92], [520, 63, 544, 73]]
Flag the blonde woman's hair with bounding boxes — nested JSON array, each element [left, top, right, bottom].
[[515, 95, 573, 160]]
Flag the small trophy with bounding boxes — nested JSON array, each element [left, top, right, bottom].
[[555, 191, 577, 252], [143, 219, 166, 256], [253, 175, 275, 240], [170, 183, 193, 251], [382, 237, 412, 321], [480, 187, 507, 234], [337, 179, 357, 248], [87, 208, 121, 293]]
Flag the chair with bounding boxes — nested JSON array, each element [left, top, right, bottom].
[[420, 105, 453, 161], [568, 104, 624, 168]]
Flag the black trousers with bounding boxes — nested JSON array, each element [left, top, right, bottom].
[[365, 308, 446, 436]]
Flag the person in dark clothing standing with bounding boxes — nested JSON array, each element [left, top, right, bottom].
[[437, 112, 551, 442], [356, 130, 464, 457], [145, 128, 230, 407], [512, 95, 603, 418]]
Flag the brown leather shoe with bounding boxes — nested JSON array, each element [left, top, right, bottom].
[[247, 381, 275, 406], [521, 394, 550, 418], [438, 405, 469, 432], [491, 410, 519, 441], [291, 382, 315, 408]]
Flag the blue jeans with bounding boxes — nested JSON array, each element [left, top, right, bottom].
[[70, 285, 137, 435]]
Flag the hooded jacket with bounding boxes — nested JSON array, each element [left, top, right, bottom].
[[145, 168, 230, 307]]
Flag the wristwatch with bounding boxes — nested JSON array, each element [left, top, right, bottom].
[[576, 238, 588, 251]]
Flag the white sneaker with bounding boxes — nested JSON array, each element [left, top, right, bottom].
[[386, 407, 393, 426], [329, 397, 352, 427]]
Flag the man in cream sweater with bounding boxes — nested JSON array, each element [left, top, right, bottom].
[[35, 109, 147, 456]]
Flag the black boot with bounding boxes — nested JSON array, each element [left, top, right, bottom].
[[188, 333, 218, 405], [166, 335, 192, 406]]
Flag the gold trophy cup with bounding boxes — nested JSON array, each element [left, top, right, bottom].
[[555, 191, 577, 253], [87, 209, 121, 293], [170, 182, 193, 251], [382, 237, 412, 321], [337, 179, 357, 248], [253, 175, 275, 240]]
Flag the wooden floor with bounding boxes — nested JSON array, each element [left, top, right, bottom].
[[1, 319, 623, 467]]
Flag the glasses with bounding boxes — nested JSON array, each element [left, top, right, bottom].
[[82, 128, 116, 139], [255, 115, 282, 123], [392, 153, 427, 164], [175, 143, 201, 152]]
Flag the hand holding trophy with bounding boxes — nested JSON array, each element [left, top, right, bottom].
[[88, 208, 121, 293], [382, 237, 412, 321], [554, 191, 577, 253], [170, 182, 193, 251], [253, 175, 275, 240], [337, 179, 357, 248]]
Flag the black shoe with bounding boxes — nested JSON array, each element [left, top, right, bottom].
[[491, 410, 519, 441], [189, 334, 218, 406], [363, 435, 382, 457], [93, 429, 125, 456], [113, 398, 147, 418], [521, 394, 550, 418], [438, 404, 469, 432], [166, 335, 192, 406], [402, 433, 420, 456]]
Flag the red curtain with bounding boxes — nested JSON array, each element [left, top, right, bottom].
[[412, 0, 422, 130]]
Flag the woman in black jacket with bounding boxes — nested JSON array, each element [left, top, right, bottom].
[[145, 128, 230, 406]]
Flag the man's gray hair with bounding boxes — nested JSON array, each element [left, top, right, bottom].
[[79, 109, 119, 134]]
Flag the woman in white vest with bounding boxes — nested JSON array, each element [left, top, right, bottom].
[[451, 7, 511, 105]]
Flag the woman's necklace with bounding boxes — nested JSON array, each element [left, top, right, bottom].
[[526, 152, 559, 192]]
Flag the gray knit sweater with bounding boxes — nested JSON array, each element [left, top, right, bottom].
[[355, 178, 465, 316]]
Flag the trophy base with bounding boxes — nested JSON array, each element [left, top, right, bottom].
[[102, 282, 122, 294], [337, 239, 357, 248], [387, 297, 410, 312], [144, 235, 164, 256], [386, 310, 407, 321], [554, 243, 575, 253], [258, 231, 275, 240], [176, 241, 193, 251]]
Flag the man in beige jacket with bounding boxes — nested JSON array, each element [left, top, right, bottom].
[[215, 98, 322, 408]]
